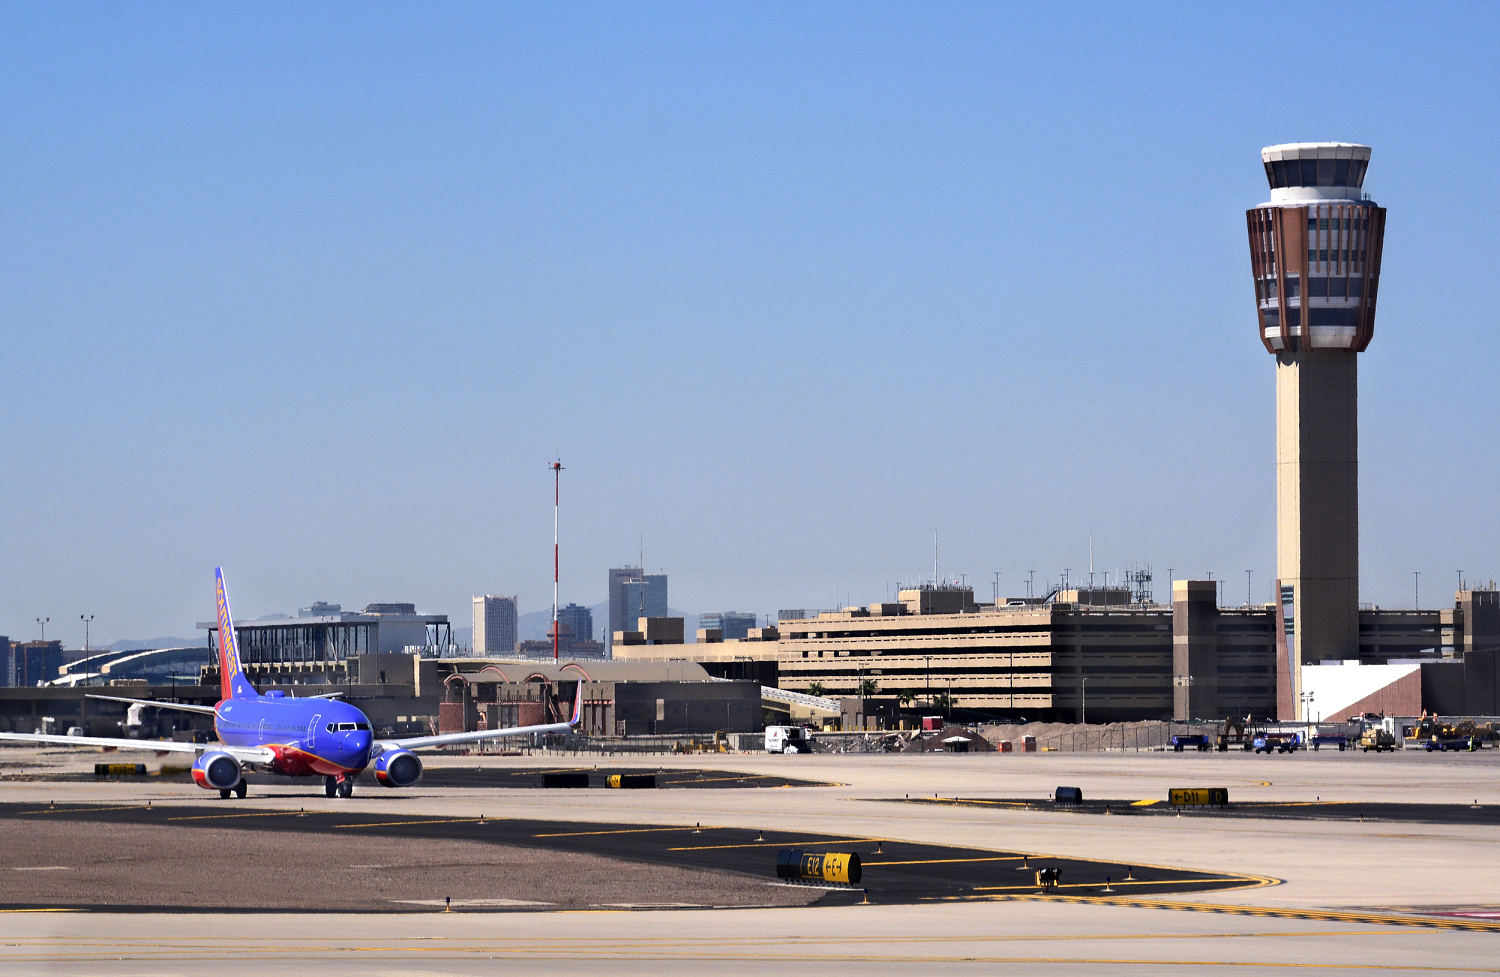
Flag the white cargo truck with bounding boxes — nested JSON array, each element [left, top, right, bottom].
[[765, 725, 811, 754]]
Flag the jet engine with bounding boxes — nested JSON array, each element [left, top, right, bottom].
[[191, 751, 242, 791], [374, 749, 422, 788]]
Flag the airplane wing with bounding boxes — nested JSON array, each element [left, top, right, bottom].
[[85, 693, 218, 715], [374, 683, 583, 753], [0, 731, 274, 764]]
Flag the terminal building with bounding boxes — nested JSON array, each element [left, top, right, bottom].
[[615, 581, 1500, 723], [198, 601, 454, 688]]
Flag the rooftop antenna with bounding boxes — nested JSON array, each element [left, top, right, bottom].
[[934, 531, 939, 586], [550, 460, 564, 663]]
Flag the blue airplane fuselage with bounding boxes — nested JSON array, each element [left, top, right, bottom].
[[215, 692, 373, 777]]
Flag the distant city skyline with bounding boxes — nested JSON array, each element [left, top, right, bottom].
[[3, 4, 1498, 644]]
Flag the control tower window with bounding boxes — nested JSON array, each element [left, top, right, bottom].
[[1268, 156, 1367, 189], [1309, 308, 1359, 327]]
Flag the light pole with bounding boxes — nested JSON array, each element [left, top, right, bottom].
[[36, 617, 49, 641], [80, 614, 94, 653], [1413, 570, 1421, 610], [1027, 569, 1035, 601], [1246, 570, 1253, 607], [1299, 690, 1316, 736], [1082, 676, 1088, 724], [925, 655, 931, 710]]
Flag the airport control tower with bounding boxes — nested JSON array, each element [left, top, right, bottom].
[[1246, 143, 1387, 720]]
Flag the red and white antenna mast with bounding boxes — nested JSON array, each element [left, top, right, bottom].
[[550, 459, 563, 663]]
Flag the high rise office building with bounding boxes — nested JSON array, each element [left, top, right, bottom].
[[1246, 142, 1386, 719], [607, 567, 667, 652], [699, 611, 757, 641], [472, 594, 518, 657], [557, 602, 594, 644]]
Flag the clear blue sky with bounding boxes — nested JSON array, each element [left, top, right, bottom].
[[3, 2, 1498, 645]]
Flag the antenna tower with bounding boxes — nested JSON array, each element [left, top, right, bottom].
[[550, 460, 563, 663]]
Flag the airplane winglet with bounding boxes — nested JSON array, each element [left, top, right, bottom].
[[569, 682, 584, 726]]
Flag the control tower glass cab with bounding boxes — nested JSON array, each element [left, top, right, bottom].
[[1247, 143, 1386, 353], [1247, 143, 1387, 722]]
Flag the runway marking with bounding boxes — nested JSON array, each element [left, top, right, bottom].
[[907, 797, 1033, 808], [668, 838, 867, 852], [663, 774, 783, 786], [983, 894, 1500, 933], [1132, 799, 1159, 806], [334, 816, 503, 829], [532, 825, 722, 838], [19, 803, 156, 816], [864, 855, 1026, 867], [166, 810, 309, 822], [973, 878, 1218, 894]]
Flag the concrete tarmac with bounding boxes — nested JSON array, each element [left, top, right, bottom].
[[3, 744, 1499, 975]]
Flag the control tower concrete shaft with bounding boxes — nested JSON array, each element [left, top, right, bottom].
[[1246, 143, 1386, 720]]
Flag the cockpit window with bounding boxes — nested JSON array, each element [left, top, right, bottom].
[[355, 722, 371, 731]]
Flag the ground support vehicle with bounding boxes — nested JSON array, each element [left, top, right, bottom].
[[1252, 731, 1302, 754], [1171, 734, 1211, 752], [1359, 727, 1397, 752], [765, 725, 812, 754]]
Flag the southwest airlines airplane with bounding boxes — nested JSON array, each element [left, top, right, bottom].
[[0, 568, 582, 798]]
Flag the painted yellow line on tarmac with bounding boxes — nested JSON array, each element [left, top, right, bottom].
[[914, 797, 1033, 808], [533, 825, 721, 838], [865, 855, 1025, 867], [166, 810, 308, 822], [663, 774, 774, 786], [19, 803, 157, 816], [992, 894, 1500, 933], [669, 837, 866, 852], [0, 908, 78, 914], [334, 816, 502, 829]]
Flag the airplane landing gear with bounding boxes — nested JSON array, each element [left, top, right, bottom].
[[325, 776, 338, 798], [337, 778, 354, 798], [219, 788, 231, 799], [235, 780, 248, 798]]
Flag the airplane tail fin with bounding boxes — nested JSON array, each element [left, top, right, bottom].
[[569, 681, 584, 727], [214, 568, 258, 700]]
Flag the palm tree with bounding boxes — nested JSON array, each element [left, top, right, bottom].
[[859, 678, 880, 698], [806, 681, 825, 698], [897, 690, 915, 708]]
